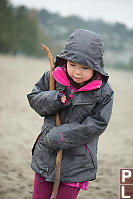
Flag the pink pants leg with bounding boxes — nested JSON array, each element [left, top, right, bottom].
[[32, 173, 80, 199]]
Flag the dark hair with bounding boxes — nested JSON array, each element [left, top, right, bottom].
[[55, 57, 66, 68]]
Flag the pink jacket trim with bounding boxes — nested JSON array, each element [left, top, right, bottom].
[[64, 181, 89, 190], [78, 80, 102, 91], [52, 67, 70, 86], [60, 132, 63, 141]]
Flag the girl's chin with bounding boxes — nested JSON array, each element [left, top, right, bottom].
[[72, 77, 83, 83]]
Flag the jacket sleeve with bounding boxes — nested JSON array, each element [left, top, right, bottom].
[[44, 91, 114, 150], [27, 71, 71, 117]]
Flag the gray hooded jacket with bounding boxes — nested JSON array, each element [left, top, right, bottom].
[[27, 29, 114, 183]]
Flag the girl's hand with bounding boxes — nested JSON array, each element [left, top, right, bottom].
[[57, 90, 72, 105], [61, 95, 66, 104]]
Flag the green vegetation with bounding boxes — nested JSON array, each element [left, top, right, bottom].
[[0, 0, 133, 70], [0, 0, 49, 56]]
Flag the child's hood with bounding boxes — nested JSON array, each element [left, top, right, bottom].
[[55, 29, 109, 81]]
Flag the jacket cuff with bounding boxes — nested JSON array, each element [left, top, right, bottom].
[[43, 134, 51, 148], [43, 134, 56, 153], [57, 89, 72, 106], [45, 127, 63, 150], [57, 91, 66, 104]]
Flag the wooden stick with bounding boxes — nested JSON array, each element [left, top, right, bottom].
[[41, 43, 63, 199], [41, 43, 55, 90]]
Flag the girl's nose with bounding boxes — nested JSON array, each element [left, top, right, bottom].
[[75, 69, 81, 75]]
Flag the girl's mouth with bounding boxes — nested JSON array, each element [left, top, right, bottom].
[[73, 76, 82, 80], [73, 76, 83, 82]]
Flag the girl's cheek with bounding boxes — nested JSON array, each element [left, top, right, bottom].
[[88, 71, 93, 78], [68, 69, 72, 77]]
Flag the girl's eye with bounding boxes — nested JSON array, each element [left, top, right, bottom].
[[83, 67, 88, 70], [70, 64, 75, 66]]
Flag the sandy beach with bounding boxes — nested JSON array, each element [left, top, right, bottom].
[[0, 55, 133, 199]]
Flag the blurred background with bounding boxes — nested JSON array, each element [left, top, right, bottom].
[[1, 0, 133, 68], [0, 0, 133, 199]]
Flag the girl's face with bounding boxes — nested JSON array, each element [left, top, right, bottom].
[[67, 61, 94, 84]]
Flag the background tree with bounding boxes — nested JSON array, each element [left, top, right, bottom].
[[0, 0, 14, 53]]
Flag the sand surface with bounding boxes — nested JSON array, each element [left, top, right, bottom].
[[0, 55, 133, 199]]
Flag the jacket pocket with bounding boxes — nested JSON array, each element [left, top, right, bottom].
[[73, 101, 95, 117], [86, 144, 96, 169], [73, 93, 100, 105], [74, 99, 98, 106], [84, 144, 95, 169], [61, 145, 95, 172]]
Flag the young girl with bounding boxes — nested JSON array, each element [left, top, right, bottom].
[[27, 29, 114, 199]]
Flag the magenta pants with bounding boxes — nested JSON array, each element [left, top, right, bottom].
[[32, 173, 80, 199]]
